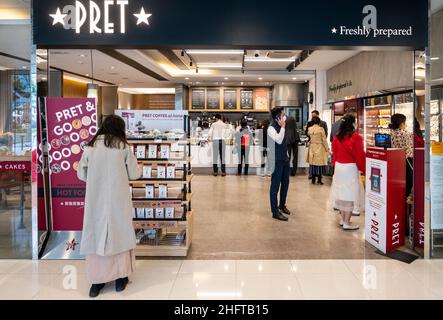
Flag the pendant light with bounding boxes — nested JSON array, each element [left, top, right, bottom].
[[87, 49, 98, 102]]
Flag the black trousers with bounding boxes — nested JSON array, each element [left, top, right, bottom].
[[212, 140, 226, 173], [288, 143, 298, 174], [238, 146, 250, 175], [270, 160, 290, 214]]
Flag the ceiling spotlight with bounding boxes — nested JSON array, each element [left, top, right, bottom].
[[111, 66, 115, 70], [292, 77, 297, 80], [258, 77, 263, 80], [224, 77, 229, 80], [181, 50, 185, 57], [185, 77, 190, 80], [22, 66, 27, 69], [42, 77, 47, 81], [431, 57, 440, 61], [241, 82, 244, 85], [86, 73, 90, 77], [79, 54, 86, 58], [190, 61, 193, 67], [254, 50, 260, 58]]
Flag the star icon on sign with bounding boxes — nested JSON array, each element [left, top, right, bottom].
[[134, 7, 152, 26], [331, 27, 337, 34], [49, 8, 67, 26]]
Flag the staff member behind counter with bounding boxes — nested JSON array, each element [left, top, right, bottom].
[[208, 114, 229, 176]]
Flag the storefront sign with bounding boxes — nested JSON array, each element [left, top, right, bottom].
[[33, 0, 427, 48], [431, 142, 443, 230], [328, 80, 353, 93], [0, 161, 31, 172], [365, 148, 405, 254], [115, 110, 187, 131], [45, 98, 97, 231]]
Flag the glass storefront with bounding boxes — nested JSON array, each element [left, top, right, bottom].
[[430, 1, 443, 258], [0, 0, 32, 258]]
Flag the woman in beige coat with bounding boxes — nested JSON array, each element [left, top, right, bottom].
[[307, 117, 330, 185], [77, 115, 141, 298]]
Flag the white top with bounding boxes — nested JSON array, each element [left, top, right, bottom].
[[208, 120, 229, 140], [267, 126, 285, 145]]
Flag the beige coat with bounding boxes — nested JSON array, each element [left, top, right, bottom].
[[307, 125, 329, 166], [77, 136, 140, 256]]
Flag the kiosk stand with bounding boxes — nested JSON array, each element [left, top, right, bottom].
[[365, 147, 406, 254]]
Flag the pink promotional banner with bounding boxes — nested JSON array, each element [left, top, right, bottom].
[[45, 98, 97, 231]]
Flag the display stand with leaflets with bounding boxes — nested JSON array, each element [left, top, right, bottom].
[[125, 111, 194, 257], [365, 147, 406, 254]]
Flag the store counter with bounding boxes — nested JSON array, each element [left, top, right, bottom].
[[191, 144, 309, 169]]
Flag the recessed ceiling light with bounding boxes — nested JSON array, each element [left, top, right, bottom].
[[22, 66, 27, 69], [85, 74, 90, 77], [185, 77, 190, 80], [240, 82, 244, 85], [79, 54, 86, 58], [196, 81, 200, 84], [292, 77, 297, 80], [78, 61, 84, 64], [197, 63, 242, 68], [110, 66, 115, 70], [224, 77, 229, 80], [42, 77, 47, 81], [431, 57, 440, 61], [258, 77, 263, 80], [185, 50, 244, 55]]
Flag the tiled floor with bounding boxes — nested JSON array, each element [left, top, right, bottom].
[[189, 174, 382, 260], [0, 259, 443, 300]]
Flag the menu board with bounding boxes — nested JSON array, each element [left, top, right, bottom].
[[254, 89, 270, 111], [191, 89, 205, 109], [207, 89, 220, 109], [240, 90, 253, 109], [224, 89, 237, 110]]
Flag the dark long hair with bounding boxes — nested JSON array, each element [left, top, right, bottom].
[[414, 117, 423, 140], [88, 115, 128, 148], [337, 115, 356, 141], [389, 113, 406, 130]]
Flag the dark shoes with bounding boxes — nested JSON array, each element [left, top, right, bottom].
[[213, 172, 218, 176], [221, 172, 226, 177], [279, 206, 291, 215], [115, 277, 129, 292], [89, 283, 105, 298], [272, 212, 288, 221]]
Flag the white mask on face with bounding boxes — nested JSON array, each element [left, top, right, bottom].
[[282, 115, 287, 122]]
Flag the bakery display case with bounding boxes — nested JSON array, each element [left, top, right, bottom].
[[364, 95, 393, 148]]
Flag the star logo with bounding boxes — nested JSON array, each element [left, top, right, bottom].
[[331, 27, 337, 34], [66, 238, 79, 251], [49, 8, 67, 26], [134, 7, 152, 26]]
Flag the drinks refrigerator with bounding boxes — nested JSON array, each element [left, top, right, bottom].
[[363, 92, 414, 149]]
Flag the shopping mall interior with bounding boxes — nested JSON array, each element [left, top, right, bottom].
[[0, 0, 442, 265]]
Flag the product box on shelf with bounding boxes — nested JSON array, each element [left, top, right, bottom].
[[142, 165, 152, 179], [145, 207, 154, 219], [159, 184, 168, 198], [160, 144, 170, 159], [157, 164, 166, 179], [155, 207, 165, 219], [136, 208, 145, 219], [145, 185, 155, 199], [136, 145, 146, 159], [165, 207, 175, 219], [167, 164, 176, 179], [148, 144, 158, 159]]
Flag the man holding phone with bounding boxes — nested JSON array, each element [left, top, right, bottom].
[[268, 107, 292, 221]]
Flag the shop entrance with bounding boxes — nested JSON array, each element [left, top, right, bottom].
[[31, 0, 429, 260]]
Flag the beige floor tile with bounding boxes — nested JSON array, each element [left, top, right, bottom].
[[344, 259, 408, 276], [296, 273, 371, 300], [0, 260, 21, 273], [170, 274, 239, 300], [353, 271, 435, 300], [290, 260, 352, 275], [33, 273, 93, 300], [236, 260, 294, 274], [179, 260, 235, 274], [136, 260, 182, 274], [236, 274, 303, 300], [0, 273, 52, 300], [100, 273, 177, 300]]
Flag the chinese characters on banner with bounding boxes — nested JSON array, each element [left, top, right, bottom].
[[45, 98, 97, 230]]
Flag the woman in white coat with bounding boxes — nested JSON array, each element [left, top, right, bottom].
[[77, 115, 141, 297]]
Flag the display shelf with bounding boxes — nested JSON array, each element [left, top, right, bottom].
[[134, 211, 194, 257], [128, 138, 189, 143], [130, 174, 194, 185], [137, 157, 192, 163]]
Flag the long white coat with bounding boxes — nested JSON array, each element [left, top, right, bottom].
[[77, 136, 140, 256]]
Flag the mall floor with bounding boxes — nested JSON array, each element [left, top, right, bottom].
[[188, 173, 382, 260], [0, 259, 443, 299]]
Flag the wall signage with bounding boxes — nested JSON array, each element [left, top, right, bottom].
[[328, 80, 353, 93], [33, 0, 428, 48]]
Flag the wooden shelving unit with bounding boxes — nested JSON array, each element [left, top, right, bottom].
[[127, 121, 194, 257]]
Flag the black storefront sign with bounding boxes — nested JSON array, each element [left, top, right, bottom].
[[33, 0, 428, 48]]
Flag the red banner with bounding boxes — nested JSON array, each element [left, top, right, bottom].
[[45, 98, 97, 230]]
